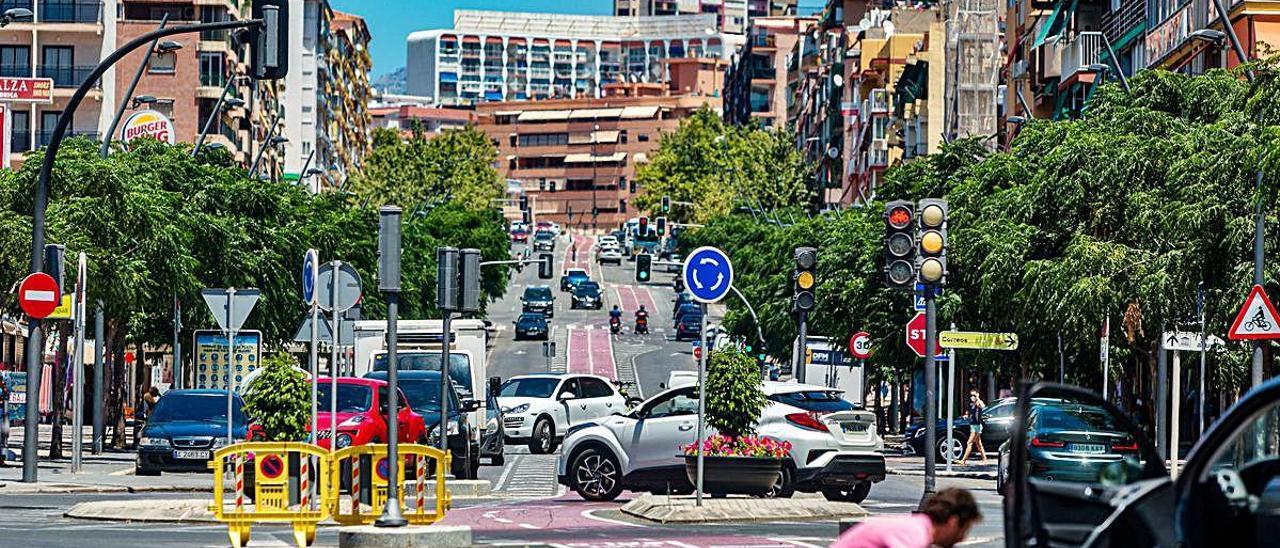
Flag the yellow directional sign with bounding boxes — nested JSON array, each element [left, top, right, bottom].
[[939, 331, 1018, 350], [48, 295, 74, 320]]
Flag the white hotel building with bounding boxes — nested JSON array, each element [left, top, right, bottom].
[[406, 10, 739, 105]]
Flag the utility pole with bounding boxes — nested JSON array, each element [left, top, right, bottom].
[[922, 288, 938, 500], [172, 294, 182, 389], [92, 301, 104, 455]]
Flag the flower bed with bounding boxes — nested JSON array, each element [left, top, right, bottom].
[[682, 434, 791, 459]]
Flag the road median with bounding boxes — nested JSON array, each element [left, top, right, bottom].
[[620, 493, 868, 523]]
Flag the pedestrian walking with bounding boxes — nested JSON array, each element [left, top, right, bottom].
[[958, 390, 988, 466], [132, 386, 160, 448], [831, 487, 982, 548]]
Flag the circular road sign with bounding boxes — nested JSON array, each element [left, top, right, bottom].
[[849, 331, 872, 360], [316, 260, 362, 312], [259, 454, 284, 480], [682, 246, 733, 304], [302, 249, 318, 305], [18, 272, 59, 319], [375, 457, 390, 481]]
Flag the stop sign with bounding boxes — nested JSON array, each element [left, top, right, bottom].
[[18, 272, 60, 319], [905, 313, 944, 358]]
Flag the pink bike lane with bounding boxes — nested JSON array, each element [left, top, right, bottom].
[[566, 327, 590, 374], [588, 327, 616, 380]]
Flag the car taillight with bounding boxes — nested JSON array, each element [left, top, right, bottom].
[[785, 412, 828, 432], [1111, 441, 1139, 452], [1030, 437, 1065, 448]]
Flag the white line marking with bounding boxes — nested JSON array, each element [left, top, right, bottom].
[[581, 508, 648, 528], [518, 522, 541, 529], [495, 517, 513, 524], [108, 466, 134, 476], [494, 454, 521, 491]]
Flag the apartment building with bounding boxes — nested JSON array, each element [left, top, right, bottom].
[[723, 15, 814, 128], [613, 0, 799, 34], [405, 10, 738, 106], [475, 58, 725, 227], [369, 104, 475, 138]]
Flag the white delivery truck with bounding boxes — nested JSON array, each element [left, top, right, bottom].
[[793, 336, 865, 407], [352, 319, 495, 458]]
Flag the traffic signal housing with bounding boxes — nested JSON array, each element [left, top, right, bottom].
[[793, 247, 816, 312], [883, 200, 916, 291], [251, 0, 289, 80], [916, 199, 947, 287], [635, 254, 652, 283], [538, 253, 553, 279], [661, 196, 671, 213], [519, 194, 529, 211], [638, 216, 649, 235], [656, 216, 667, 236]]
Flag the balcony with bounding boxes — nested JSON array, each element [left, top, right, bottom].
[[39, 1, 101, 24], [11, 130, 29, 153], [0, 64, 31, 78], [39, 65, 96, 88], [1061, 32, 1104, 80], [37, 129, 99, 147]]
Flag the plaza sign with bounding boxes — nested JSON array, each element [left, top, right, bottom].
[[0, 77, 53, 103]]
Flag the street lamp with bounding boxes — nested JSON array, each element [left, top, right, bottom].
[[155, 40, 184, 54], [1189, 29, 1227, 45], [0, 8, 32, 27], [131, 95, 158, 108], [1007, 115, 1026, 124], [193, 78, 248, 157]]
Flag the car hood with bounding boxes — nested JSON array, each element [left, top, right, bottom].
[[145, 419, 246, 439], [497, 396, 547, 411], [517, 321, 546, 329]]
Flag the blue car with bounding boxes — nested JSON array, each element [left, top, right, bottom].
[[514, 312, 550, 340], [365, 370, 483, 479], [136, 389, 247, 476]]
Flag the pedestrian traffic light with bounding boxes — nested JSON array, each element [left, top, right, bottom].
[[656, 217, 667, 236], [793, 247, 816, 312], [251, 0, 289, 80], [883, 200, 916, 291], [538, 253, 553, 279], [661, 196, 670, 213], [635, 254, 652, 283], [638, 216, 649, 235], [916, 199, 947, 287]]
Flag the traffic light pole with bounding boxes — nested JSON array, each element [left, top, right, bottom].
[[796, 311, 808, 383], [921, 290, 938, 504]]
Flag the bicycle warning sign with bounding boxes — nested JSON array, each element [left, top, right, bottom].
[[1229, 285, 1280, 340]]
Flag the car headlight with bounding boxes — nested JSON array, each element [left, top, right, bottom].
[[335, 433, 353, 448], [486, 417, 499, 430], [212, 437, 239, 448], [506, 403, 530, 414], [139, 437, 170, 448], [339, 415, 367, 428]]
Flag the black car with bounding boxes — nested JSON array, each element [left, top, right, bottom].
[[672, 291, 693, 315], [571, 281, 603, 309], [532, 230, 556, 251], [521, 285, 555, 318], [674, 310, 702, 341], [513, 312, 550, 340], [365, 370, 482, 479], [905, 396, 1050, 461], [560, 269, 590, 292], [136, 389, 248, 475], [674, 302, 700, 326]]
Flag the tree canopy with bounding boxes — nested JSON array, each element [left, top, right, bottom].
[[349, 127, 504, 211]]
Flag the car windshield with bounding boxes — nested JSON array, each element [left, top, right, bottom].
[[535, 232, 553, 240], [1034, 405, 1120, 432], [518, 313, 545, 323], [525, 287, 553, 300], [396, 378, 457, 412], [372, 353, 473, 395], [149, 393, 245, 425], [566, 271, 587, 280], [770, 390, 856, 413], [315, 383, 373, 413], [575, 282, 600, 294], [500, 377, 559, 398]]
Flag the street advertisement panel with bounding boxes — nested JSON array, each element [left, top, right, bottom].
[[3, 370, 26, 424], [192, 330, 261, 392], [0, 77, 53, 103], [121, 109, 176, 145]]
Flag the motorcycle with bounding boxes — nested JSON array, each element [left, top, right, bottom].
[[609, 316, 621, 334], [635, 314, 649, 334]]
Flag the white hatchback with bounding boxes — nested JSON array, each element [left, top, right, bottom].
[[557, 381, 885, 501], [497, 374, 627, 454]]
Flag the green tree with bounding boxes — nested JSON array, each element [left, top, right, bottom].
[[242, 353, 311, 441], [350, 127, 503, 211], [705, 348, 768, 438]]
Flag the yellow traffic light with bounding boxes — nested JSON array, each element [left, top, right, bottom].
[[920, 203, 945, 228], [797, 271, 815, 290], [920, 230, 944, 255]]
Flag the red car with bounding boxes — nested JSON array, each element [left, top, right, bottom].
[[311, 377, 427, 450], [511, 229, 528, 243]]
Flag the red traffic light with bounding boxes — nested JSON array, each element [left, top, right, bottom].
[[887, 206, 912, 229], [639, 216, 649, 233]]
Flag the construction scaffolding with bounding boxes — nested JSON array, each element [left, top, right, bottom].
[[944, 0, 1001, 146]]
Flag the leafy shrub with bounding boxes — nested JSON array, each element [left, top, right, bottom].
[[242, 353, 310, 442], [704, 347, 768, 439], [682, 434, 790, 458]]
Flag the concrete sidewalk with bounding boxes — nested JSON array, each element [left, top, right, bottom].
[[885, 455, 997, 481], [620, 493, 868, 523]]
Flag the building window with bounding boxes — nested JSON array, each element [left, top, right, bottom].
[[637, 134, 649, 142], [619, 130, 628, 144], [0, 46, 30, 77], [149, 52, 177, 74], [151, 100, 174, 119], [198, 98, 222, 136], [199, 52, 225, 87], [10, 110, 29, 153], [517, 132, 569, 147]]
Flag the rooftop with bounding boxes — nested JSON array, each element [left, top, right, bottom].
[[409, 9, 724, 41]]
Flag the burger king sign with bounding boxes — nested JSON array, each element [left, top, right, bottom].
[[120, 109, 175, 146]]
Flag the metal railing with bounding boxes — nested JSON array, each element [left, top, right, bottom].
[[39, 1, 102, 24], [38, 129, 99, 146], [1061, 32, 1104, 79], [11, 130, 30, 153], [0, 64, 32, 78], [39, 64, 96, 87]]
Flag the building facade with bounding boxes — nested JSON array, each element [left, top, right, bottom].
[[405, 10, 739, 105], [613, 0, 800, 34], [475, 58, 725, 227], [369, 104, 476, 138], [724, 15, 814, 128]]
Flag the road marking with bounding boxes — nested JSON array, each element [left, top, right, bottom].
[[108, 466, 133, 476], [495, 517, 514, 524], [494, 454, 521, 491], [518, 522, 542, 529], [581, 508, 648, 528]]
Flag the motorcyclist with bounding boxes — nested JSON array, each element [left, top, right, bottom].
[[634, 305, 649, 332], [609, 305, 623, 334]]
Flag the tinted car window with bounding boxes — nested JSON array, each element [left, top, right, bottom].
[[576, 282, 601, 293], [769, 390, 856, 413], [150, 393, 245, 425], [559, 378, 581, 398], [316, 383, 372, 413], [518, 313, 545, 323], [500, 377, 559, 398], [645, 389, 698, 418], [984, 402, 1014, 419], [391, 378, 456, 412], [525, 287, 553, 300], [578, 378, 613, 398], [1033, 405, 1121, 431], [373, 353, 472, 395]]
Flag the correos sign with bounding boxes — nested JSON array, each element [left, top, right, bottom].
[[121, 109, 175, 145]]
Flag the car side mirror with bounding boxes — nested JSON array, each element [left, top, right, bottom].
[[659, 382, 666, 390], [559, 391, 577, 401], [461, 398, 481, 412]]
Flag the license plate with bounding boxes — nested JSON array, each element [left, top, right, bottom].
[[173, 450, 211, 460], [841, 423, 869, 434], [1070, 443, 1105, 454]]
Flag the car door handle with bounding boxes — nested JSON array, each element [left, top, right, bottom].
[[678, 424, 694, 431]]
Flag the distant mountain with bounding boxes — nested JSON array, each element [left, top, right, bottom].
[[373, 67, 406, 95]]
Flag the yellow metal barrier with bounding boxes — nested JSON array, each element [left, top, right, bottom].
[[329, 443, 451, 526], [209, 442, 330, 548]]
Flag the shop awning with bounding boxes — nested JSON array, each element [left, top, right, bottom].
[[564, 152, 627, 163], [893, 61, 927, 117], [1033, 0, 1076, 48], [567, 108, 624, 119], [493, 110, 523, 116], [620, 105, 660, 119], [517, 109, 572, 122], [634, 152, 649, 163], [568, 130, 621, 144]]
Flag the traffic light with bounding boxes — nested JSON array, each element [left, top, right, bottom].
[[459, 248, 481, 313], [916, 199, 947, 287], [656, 216, 667, 236], [519, 194, 529, 211], [436, 247, 459, 311], [251, 0, 289, 80], [619, 199, 627, 213], [538, 253, 553, 279], [661, 196, 670, 213], [883, 200, 916, 291], [638, 216, 649, 235], [635, 254, 652, 283], [793, 247, 816, 312], [522, 209, 531, 225]]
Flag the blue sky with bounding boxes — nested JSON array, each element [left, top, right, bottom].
[[331, 0, 830, 79]]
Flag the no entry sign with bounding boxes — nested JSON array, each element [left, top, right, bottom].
[[18, 272, 59, 319]]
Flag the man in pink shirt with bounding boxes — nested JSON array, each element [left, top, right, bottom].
[[832, 488, 982, 548]]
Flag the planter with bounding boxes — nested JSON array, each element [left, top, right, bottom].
[[683, 454, 782, 495]]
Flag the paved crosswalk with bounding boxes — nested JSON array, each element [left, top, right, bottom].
[[492, 452, 563, 499]]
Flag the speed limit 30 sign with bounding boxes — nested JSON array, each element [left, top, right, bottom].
[[849, 331, 872, 360]]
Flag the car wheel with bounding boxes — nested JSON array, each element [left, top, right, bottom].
[[570, 447, 624, 501], [997, 452, 1008, 493], [822, 482, 871, 503], [938, 433, 964, 462], [491, 454, 505, 467], [529, 418, 556, 454], [135, 466, 161, 477], [762, 464, 795, 498]]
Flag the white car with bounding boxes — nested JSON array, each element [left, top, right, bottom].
[[557, 381, 885, 501], [497, 374, 627, 454], [662, 371, 698, 389], [596, 236, 619, 249], [597, 247, 623, 265]]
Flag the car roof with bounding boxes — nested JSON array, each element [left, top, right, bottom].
[[366, 370, 444, 381], [762, 380, 844, 396], [165, 389, 233, 397], [316, 376, 386, 387], [564, 269, 587, 275]]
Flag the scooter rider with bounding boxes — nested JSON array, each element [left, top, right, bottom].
[[635, 305, 649, 333]]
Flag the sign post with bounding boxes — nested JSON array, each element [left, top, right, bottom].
[[317, 261, 361, 449], [682, 246, 733, 508], [71, 252, 86, 472], [303, 248, 318, 510]]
